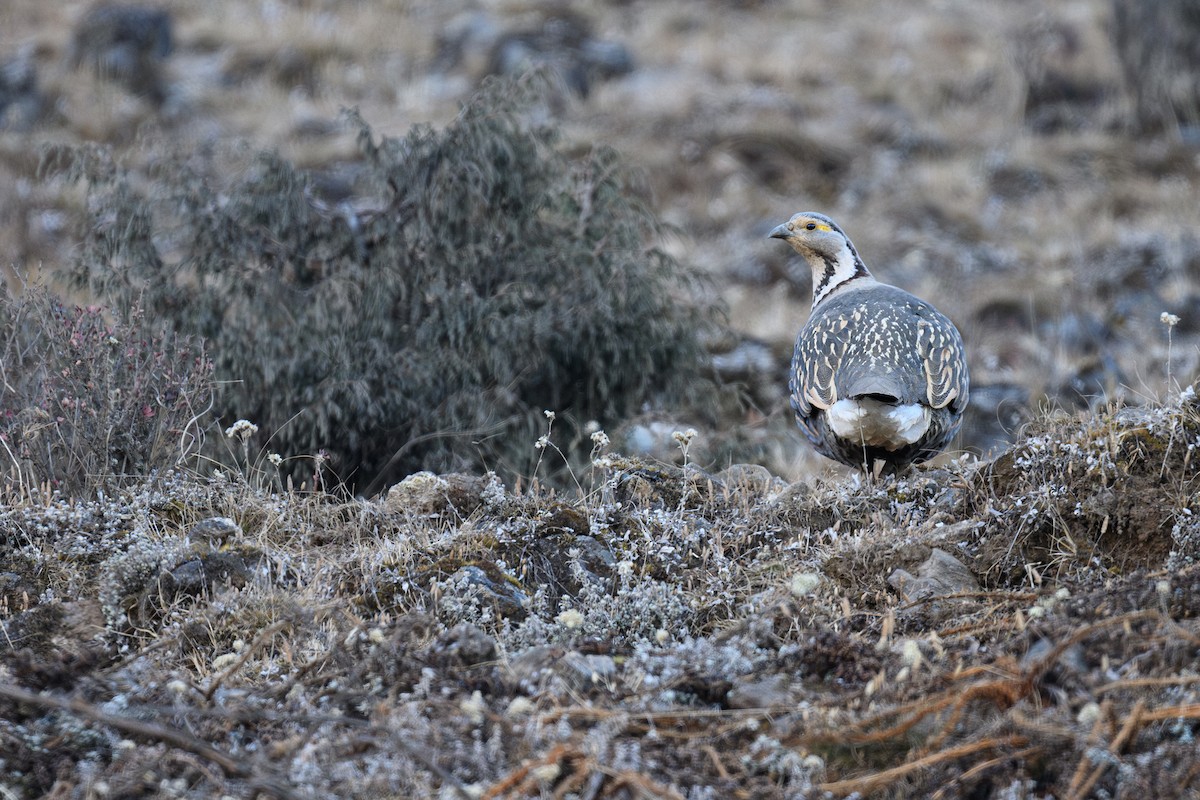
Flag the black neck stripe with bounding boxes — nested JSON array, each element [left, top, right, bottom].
[[814, 255, 838, 297]]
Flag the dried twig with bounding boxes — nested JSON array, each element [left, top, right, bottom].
[[1067, 700, 1144, 800], [931, 744, 1044, 798], [0, 682, 300, 800], [1096, 675, 1200, 695], [1136, 702, 1200, 723], [701, 745, 731, 780], [482, 744, 581, 799], [601, 768, 688, 800], [817, 735, 1029, 796], [1066, 700, 1110, 797], [203, 620, 290, 701]]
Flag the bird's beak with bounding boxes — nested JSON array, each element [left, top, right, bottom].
[[768, 223, 792, 240]]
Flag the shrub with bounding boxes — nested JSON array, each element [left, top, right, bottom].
[[0, 285, 213, 496], [50, 77, 720, 491]]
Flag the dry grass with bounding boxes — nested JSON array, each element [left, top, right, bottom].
[[3, 0, 1200, 796], [2, 398, 1200, 797]]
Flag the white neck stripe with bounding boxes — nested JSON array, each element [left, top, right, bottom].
[[810, 240, 868, 308]]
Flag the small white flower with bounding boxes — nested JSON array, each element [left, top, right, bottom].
[[459, 690, 487, 725], [555, 608, 584, 629], [534, 435, 550, 450], [505, 696, 535, 717], [543, 409, 556, 420], [531, 763, 561, 783], [590, 430, 610, 448], [672, 427, 698, 448], [1161, 311, 1180, 328], [789, 572, 821, 597], [1077, 701, 1102, 727], [212, 652, 239, 670], [267, 452, 283, 467], [900, 639, 923, 668], [224, 419, 258, 441]]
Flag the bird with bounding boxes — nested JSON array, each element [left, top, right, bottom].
[[769, 211, 969, 475]]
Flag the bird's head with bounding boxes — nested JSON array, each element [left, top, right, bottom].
[[768, 211, 848, 259], [769, 211, 871, 307]]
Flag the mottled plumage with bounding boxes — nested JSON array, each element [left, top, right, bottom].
[[770, 212, 968, 474]]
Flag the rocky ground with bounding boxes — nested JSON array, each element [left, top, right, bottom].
[[2, 0, 1200, 798], [4, 0, 1200, 476], [2, 396, 1200, 798]]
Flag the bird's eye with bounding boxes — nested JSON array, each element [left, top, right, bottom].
[[805, 222, 816, 231]]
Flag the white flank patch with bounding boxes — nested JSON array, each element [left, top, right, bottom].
[[827, 398, 930, 449]]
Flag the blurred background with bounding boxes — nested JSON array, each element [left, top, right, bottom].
[[2, 0, 1199, 489]]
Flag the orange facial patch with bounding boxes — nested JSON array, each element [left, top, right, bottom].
[[792, 217, 832, 233]]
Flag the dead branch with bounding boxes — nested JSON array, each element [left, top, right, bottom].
[[0, 681, 300, 800], [203, 620, 291, 701], [1066, 700, 1110, 797], [1067, 700, 1144, 800], [817, 735, 1029, 796]]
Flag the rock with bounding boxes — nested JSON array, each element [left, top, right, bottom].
[[159, 551, 255, 598], [0, 49, 44, 130], [1021, 637, 1087, 674], [68, 4, 174, 104], [385, 471, 449, 514], [726, 673, 794, 709], [599, 456, 687, 507], [506, 644, 562, 690], [560, 652, 618, 688], [439, 623, 497, 666], [715, 463, 785, 498], [527, 533, 614, 597], [445, 565, 528, 620], [385, 472, 488, 517], [437, 9, 633, 99], [186, 516, 243, 548], [888, 548, 980, 601], [506, 646, 617, 692]]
